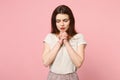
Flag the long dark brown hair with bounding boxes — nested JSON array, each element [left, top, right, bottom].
[[51, 5, 77, 37]]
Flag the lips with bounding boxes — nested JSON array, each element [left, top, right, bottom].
[[60, 27, 65, 30]]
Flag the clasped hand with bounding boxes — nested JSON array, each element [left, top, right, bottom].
[[58, 32, 68, 45]]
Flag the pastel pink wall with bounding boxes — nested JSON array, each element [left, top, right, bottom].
[[0, 0, 120, 80]]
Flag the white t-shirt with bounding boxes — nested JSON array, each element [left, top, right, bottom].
[[43, 33, 87, 74]]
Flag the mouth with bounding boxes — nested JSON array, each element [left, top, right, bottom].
[[60, 27, 65, 30]]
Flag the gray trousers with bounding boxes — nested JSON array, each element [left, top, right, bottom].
[[47, 71, 79, 80]]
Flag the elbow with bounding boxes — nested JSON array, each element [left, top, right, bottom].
[[43, 63, 49, 67], [42, 59, 49, 67], [43, 61, 50, 67], [76, 59, 84, 68], [76, 63, 82, 68]]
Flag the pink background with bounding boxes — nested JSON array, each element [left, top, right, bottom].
[[0, 0, 120, 80]]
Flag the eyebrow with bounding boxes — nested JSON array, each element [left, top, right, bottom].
[[56, 18, 69, 20]]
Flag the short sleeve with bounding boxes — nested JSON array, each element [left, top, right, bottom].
[[43, 33, 52, 45], [76, 34, 87, 46]]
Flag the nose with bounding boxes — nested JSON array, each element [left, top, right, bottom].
[[60, 21, 64, 26]]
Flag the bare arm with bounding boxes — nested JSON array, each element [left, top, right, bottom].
[[64, 40, 86, 68], [42, 33, 65, 67], [42, 41, 62, 67]]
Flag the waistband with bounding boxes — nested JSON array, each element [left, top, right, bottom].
[[49, 71, 77, 76]]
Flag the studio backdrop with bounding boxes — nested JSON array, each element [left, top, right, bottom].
[[0, 0, 120, 80]]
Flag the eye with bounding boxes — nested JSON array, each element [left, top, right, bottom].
[[63, 19, 69, 22], [56, 20, 60, 23]]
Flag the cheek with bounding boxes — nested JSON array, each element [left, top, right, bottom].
[[56, 23, 59, 27], [65, 22, 70, 27], [56, 23, 60, 29]]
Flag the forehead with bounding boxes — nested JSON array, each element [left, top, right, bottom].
[[56, 14, 69, 19]]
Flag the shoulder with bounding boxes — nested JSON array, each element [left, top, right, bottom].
[[45, 33, 55, 38], [46, 33, 53, 36], [73, 33, 87, 45], [43, 33, 55, 44], [73, 33, 85, 39], [44, 33, 57, 41]]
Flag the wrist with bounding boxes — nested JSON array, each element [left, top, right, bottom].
[[63, 39, 68, 44], [58, 40, 62, 45]]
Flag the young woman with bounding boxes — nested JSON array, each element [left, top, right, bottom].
[[42, 5, 87, 80]]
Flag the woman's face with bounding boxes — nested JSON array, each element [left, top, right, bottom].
[[56, 14, 70, 32]]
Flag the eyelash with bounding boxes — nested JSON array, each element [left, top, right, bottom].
[[56, 19, 69, 23]]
